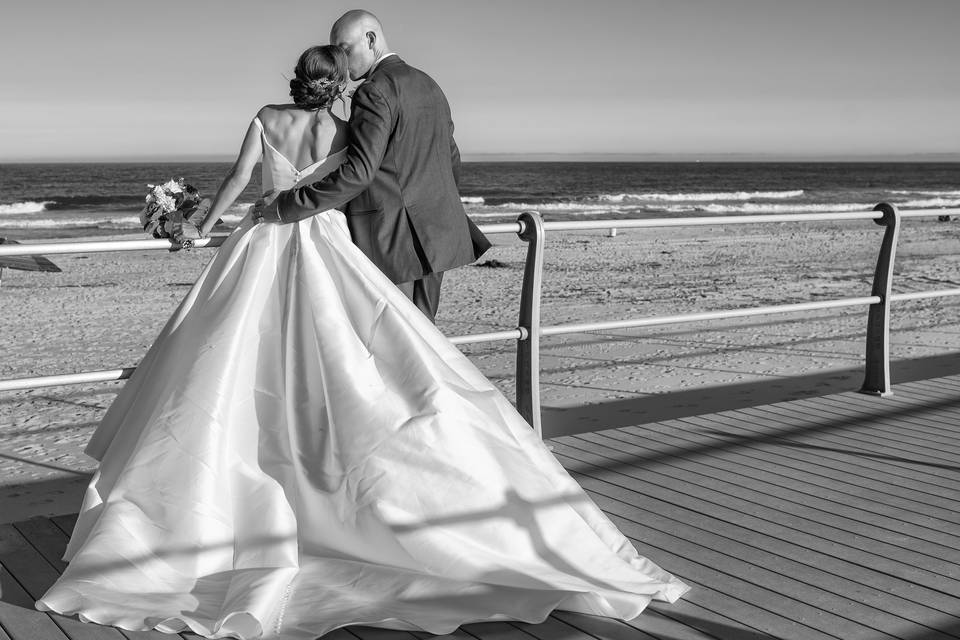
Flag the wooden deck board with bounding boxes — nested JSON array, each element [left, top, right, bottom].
[[562, 437, 960, 621], [3, 375, 960, 638], [676, 409, 960, 490], [748, 403, 960, 462], [556, 439, 960, 603], [562, 456, 959, 638], [587, 425, 960, 527], [559, 456, 917, 640], [556, 437, 960, 579], [624, 418, 960, 513]]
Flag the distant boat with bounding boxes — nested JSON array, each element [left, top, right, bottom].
[[0, 237, 62, 287]]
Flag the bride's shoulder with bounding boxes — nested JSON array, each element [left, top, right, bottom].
[[255, 104, 301, 127]]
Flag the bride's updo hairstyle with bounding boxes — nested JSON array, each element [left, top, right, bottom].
[[289, 45, 347, 110]]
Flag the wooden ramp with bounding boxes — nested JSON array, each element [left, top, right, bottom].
[[3, 376, 960, 640]]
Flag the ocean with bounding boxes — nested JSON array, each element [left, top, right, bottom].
[[1, 162, 959, 239]]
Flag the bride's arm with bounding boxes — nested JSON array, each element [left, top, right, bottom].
[[199, 119, 263, 236]]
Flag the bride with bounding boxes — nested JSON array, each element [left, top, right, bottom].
[[36, 45, 688, 639]]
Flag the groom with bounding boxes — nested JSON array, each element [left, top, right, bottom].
[[255, 9, 490, 322]]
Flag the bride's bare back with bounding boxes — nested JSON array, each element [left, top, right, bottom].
[[200, 105, 349, 234], [257, 105, 348, 170]]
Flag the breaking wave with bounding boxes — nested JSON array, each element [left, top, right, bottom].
[[0, 201, 56, 215], [599, 190, 805, 203]]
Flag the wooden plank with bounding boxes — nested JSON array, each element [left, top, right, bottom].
[[10, 518, 185, 640], [564, 461, 960, 638], [556, 440, 960, 625], [753, 399, 960, 459], [580, 433, 957, 568], [675, 409, 960, 492], [584, 488, 941, 640], [566, 432, 960, 562], [741, 404, 960, 466], [0, 531, 71, 640], [0, 524, 128, 640], [633, 416, 960, 508], [641, 601, 779, 640], [562, 431, 960, 573], [410, 628, 475, 640], [589, 427, 960, 527], [0, 602, 69, 640], [522, 613, 657, 640], [801, 395, 960, 446], [455, 622, 535, 640], [618, 419, 960, 517], [546, 481, 845, 639], [328, 629, 368, 640], [711, 405, 960, 491], [410, 628, 477, 640], [513, 614, 615, 640], [49, 515, 78, 537], [669, 409, 960, 493], [813, 393, 960, 435], [551, 440, 960, 598], [11, 519, 68, 574], [347, 626, 422, 639]]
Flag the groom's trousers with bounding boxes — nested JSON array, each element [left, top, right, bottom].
[[397, 272, 443, 323]]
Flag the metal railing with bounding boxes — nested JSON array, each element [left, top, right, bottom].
[[2, 204, 959, 437]]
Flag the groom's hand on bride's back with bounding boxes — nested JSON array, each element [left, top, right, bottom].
[[253, 192, 283, 223]]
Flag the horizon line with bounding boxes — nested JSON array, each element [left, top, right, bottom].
[[2, 152, 960, 164]]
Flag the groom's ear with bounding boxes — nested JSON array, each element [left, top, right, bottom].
[[365, 30, 377, 49]]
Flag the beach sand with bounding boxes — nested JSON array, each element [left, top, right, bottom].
[[2, 218, 959, 523]]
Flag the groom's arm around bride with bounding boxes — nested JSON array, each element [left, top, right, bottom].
[[257, 9, 490, 321]]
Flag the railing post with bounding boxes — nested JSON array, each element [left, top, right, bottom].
[[861, 202, 901, 396], [516, 211, 544, 436]]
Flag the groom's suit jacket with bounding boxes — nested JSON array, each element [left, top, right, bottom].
[[276, 55, 490, 284]]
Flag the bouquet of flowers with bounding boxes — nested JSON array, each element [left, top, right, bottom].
[[140, 178, 214, 250]]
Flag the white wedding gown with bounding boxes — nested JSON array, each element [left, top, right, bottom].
[[36, 119, 688, 639]]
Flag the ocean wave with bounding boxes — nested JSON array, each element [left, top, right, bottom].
[[0, 216, 141, 229], [494, 201, 633, 213], [697, 202, 873, 214], [599, 190, 804, 203], [460, 196, 485, 205], [0, 209, 250, 231], [0, 201, 56, 215], [466, 211, 524, 219], [891, 189, 960, 197], [898, 197, 960, 209]]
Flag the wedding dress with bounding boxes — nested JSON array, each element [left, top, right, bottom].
[[36, 117, 688, 639]]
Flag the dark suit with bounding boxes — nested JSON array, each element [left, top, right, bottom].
[[275, 55, 490, 319]]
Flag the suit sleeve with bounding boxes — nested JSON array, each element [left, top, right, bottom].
[[450, 120, 461, 190], [276, 82, 393, 223]]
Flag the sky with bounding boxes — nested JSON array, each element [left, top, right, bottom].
[[1, 0, 959, 161]]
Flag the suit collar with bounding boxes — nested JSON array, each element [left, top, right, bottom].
[[366, 54, 403, 78]]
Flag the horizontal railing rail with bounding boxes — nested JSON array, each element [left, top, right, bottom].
[[2, 206, 959, 436]]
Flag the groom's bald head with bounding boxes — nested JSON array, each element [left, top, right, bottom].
[[331, 9, 390, 81]]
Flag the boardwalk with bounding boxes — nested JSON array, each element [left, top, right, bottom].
[[2, 375, 960, 640]]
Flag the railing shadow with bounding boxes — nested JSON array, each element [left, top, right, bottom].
[[555, 388, 960, 474], [0, 475, 92, 525], [542, 352, 960, 438], [4, 488, 677, 639]]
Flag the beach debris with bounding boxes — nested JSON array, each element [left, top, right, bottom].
[[0, 237, 62, 289], [474, 259, 510, 269]]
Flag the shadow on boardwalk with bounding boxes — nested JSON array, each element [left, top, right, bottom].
[[544, 352, 960, 438], [3, 368, 960, 639]]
